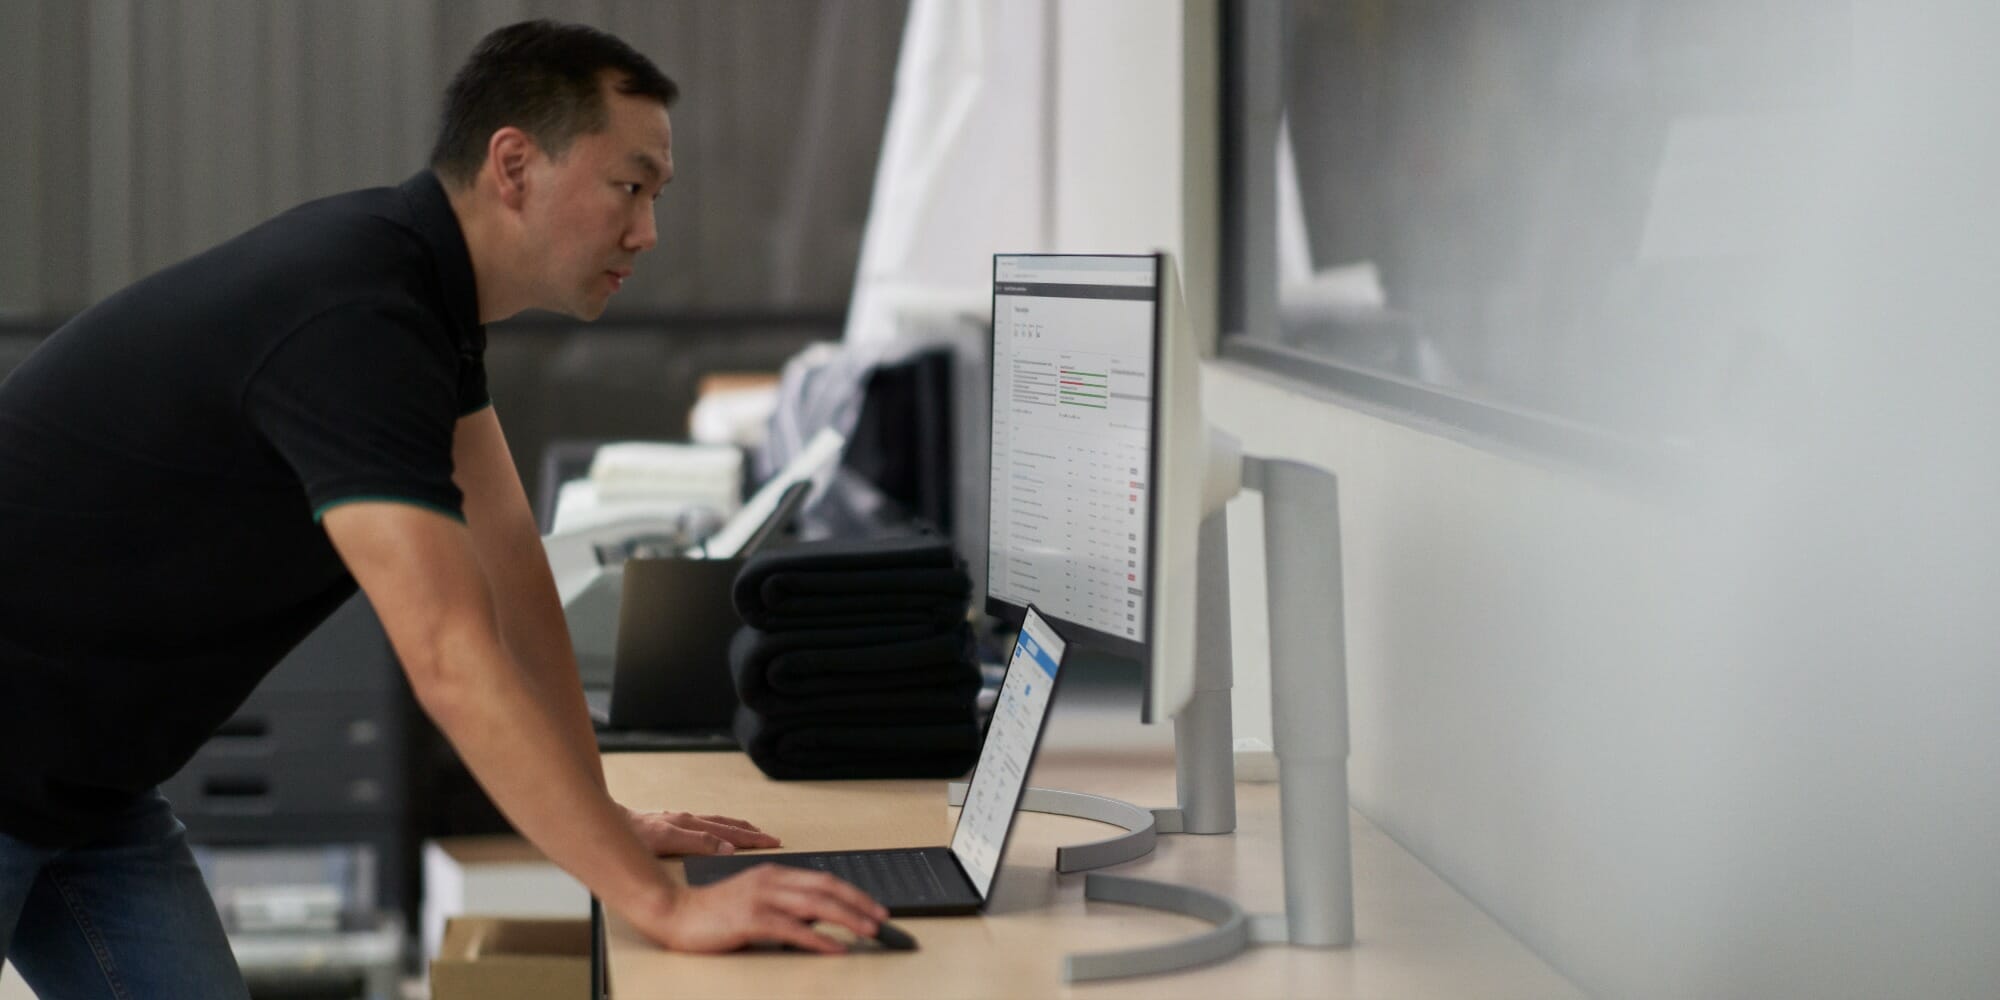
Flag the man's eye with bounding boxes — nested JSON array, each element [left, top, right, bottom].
[[621, 182, 643, 196]]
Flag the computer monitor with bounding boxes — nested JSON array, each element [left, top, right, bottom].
[[982, 255, 1355, 970], [984, 252, 1205, 723]]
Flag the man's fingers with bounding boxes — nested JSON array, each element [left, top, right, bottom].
[[775, 869, 889, 922], [696, 813, 759, 830], [679, 814, 781, 847], [637, 821, 735, 856], [765, 889, 880, 942], [671, 829, 734, 855], [629, 809, 768, 855], [757, 915, 845, 954]]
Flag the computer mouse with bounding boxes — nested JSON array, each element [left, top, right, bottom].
[[871, 921, 919, 951]]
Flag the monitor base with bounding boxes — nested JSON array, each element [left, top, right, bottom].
[[1064, 873, 1249, 982], [945, 783, 1159, 872], [1062, 873, 1343, 982]]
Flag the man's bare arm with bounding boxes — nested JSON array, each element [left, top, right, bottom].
[[448, 408, 780, 854], [450, 408, 606, 790], [320, 501, 885, 952], [321, 501, 669, 919]]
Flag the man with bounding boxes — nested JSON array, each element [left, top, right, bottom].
[[0, 20, 885, 997]]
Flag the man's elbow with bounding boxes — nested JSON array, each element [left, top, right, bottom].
[[397, 619, 496, 726]]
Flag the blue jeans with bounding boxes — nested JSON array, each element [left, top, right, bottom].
[[0, 789, 248, 1000]]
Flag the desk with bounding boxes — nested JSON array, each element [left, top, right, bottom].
[[599, 736, 1582, 998]]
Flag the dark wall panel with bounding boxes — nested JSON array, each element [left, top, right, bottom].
[[1, 0, 908, 320]]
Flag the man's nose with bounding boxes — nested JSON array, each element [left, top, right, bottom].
[[625, 205, 658, 252]]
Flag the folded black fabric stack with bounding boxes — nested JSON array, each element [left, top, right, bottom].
[[729, 535, 980, 780]]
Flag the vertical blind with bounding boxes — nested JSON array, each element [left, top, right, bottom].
[[0, 0, 908, 321]]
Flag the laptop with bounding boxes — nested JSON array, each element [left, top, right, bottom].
[[587, 482, 814, 751], [593, 556, 743, 731], [683, 604, 1070, 915]]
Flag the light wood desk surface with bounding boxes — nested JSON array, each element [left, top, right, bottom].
[[602, 710, 1582, 999]]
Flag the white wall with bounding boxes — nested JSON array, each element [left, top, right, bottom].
[[1207, 332, 2000, 999], [1035, 1, 2000, 998], [1055, 0, 1217, 352], [1048, 2, 1183, 257], [1198, 1, 2000, 991]]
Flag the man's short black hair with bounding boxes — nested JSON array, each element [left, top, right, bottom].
[[430, 20, 678, 188]]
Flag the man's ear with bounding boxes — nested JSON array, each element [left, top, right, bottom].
[[486, 127, 535, 211]]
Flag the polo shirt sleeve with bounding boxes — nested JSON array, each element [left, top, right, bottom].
[[458, 356, 491, 417], [456, 324, 490, 416], [244, 301, 467, 524]]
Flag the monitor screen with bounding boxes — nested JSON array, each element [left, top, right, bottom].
[[984, 254, 1160, 662]]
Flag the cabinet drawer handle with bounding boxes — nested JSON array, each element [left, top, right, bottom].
[[202, 776, 270, 799], [214, 717, 270, 740]]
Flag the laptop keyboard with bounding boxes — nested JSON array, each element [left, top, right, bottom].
[[804, 851, 950, 902]]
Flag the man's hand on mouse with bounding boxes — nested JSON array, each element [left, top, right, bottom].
[[633, 864, 889, 954], [625, 807, 783, 856]]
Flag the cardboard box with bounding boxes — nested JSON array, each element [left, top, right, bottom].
[[422, 836, 589, 964], [430, 917, 591, 1000], [695, 371, 780, 397]]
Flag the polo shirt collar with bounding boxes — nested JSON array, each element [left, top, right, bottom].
[[397, 170, 484, 350]]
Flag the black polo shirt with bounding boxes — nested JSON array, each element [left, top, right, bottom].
[[0, 171, 489, 847]]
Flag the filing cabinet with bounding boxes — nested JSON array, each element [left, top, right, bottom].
[[161, 593, 417, 917]]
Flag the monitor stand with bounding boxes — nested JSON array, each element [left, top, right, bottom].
[[950, 450, 1354, 982]]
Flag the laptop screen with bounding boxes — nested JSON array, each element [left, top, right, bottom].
[[948, 606, 1067, 898]]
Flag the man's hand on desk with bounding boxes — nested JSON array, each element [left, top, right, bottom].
[[626, 807, 783, 856], [635, 864, 889, 955]]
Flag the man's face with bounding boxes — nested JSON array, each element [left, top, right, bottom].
[[519, 85, 674, 320]]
